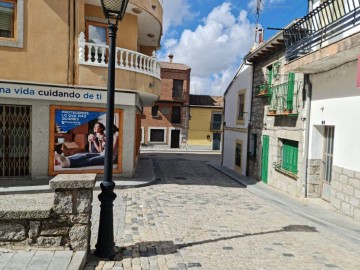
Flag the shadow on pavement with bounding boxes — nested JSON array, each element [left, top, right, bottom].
[[87, 225, 317, 265]]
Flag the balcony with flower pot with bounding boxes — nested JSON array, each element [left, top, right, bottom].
[[256, 83, 273, 97]]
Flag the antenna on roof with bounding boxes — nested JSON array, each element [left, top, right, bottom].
[[255, 0, 261, 42]]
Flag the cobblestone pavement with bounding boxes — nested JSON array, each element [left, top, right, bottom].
[[85, 153, 360, 270]]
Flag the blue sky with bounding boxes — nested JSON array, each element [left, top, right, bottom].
[[159, 0, 307, 96]]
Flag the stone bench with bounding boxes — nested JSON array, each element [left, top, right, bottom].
[[0, 174, 96, 252]]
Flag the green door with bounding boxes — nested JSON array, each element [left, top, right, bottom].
[[261, 135, 269, 183]]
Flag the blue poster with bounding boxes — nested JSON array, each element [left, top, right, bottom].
[[55, 110, 105, 132]]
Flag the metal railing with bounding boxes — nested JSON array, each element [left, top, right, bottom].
[[210, 121, 222, 131], [78, 32, 161, 79], [268, 81, 302, 115], [284, 0, 360, 60], [0, 105, 31, 177]]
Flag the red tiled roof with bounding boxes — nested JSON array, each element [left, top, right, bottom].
[[189, 95, 224, 107]]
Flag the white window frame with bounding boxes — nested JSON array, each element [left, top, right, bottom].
[[148, 127, 166, 143], [236, 89, 246, 125], [140, 127, 144, 144], [0, 0, 24, 48]]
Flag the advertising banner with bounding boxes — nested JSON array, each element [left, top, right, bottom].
[[49, 106, 123, 175]]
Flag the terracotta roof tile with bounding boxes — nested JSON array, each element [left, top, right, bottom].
[[189, 95, 224, 107]]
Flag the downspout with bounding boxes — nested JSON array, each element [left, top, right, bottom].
[[302, 74, 312, 198], [246, 62, 254, 177]]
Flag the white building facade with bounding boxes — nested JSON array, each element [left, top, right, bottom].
[[222, 63, 253, 176], [285, 0, 360, 221]]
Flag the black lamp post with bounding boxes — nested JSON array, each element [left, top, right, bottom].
[[95, 0, 129, 259]]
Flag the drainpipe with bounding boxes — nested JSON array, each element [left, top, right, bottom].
[[302, 74, 312, 198]]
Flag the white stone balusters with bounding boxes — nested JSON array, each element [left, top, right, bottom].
[[78, 32, 86, 64], [100, 47, 106, 64], [87, 44, 92, 64], [125, 51, 129, 68], [78, 40, 161, 78], [119, 50, 124, 67]]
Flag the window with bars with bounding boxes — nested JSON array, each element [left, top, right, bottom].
[[323, 126, 335, 183], [0, 104, 31, 177], [172, 80, 184, 99], [211, 112, 222, 131]]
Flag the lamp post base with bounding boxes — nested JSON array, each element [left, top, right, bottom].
[[94, 182, 117, 259]]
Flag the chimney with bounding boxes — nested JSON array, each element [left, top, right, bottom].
[[258, 29, 264, 44], [169, 54, 174, 63]]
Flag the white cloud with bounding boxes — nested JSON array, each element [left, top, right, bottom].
[[162, 0, 196, 34], [160, 2, 255, 96]]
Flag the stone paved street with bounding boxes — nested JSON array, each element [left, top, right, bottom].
[[86, 153, 360, 270]]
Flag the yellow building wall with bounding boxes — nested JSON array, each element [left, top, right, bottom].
[[188, 107, 223, 146], [0, 0, 156, 87], [0, 0, 71, 84], [84, 4, 138, 52]]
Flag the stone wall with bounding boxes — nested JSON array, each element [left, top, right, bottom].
[[331, 166, 360, 221], [307, 159, 321, 197], [0, 174, 96, 251]]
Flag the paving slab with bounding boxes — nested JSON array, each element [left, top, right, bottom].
[[0, 250, 86, 270]]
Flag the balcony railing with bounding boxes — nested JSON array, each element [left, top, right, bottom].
[[284, 0, 360, 60], [78, 32, 161, 79], [211, 121, 222, 131], [267, 80, 302, 116]]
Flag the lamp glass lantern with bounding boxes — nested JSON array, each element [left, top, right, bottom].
[[100, 0, 129, 21]]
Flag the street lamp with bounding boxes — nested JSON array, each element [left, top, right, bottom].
[[95, 0, 129, 259]]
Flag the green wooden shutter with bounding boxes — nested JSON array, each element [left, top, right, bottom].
[[268, 69, 273, 85], [287, 73, 295, 111], [261, 135, 269, 183], [282, 140, 298, 173]]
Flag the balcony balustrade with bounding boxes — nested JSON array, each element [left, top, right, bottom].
[[78, 32, 161, 79], [284, 0, 360, 60]]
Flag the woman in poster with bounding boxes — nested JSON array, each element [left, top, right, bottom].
[[55, 125, 119, 168], [88, 122, 106, 153]]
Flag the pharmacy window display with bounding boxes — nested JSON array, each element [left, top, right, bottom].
[[49, 106, 123, 175]]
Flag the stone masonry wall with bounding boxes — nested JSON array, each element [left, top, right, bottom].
[[307, 159, 321, 198], [0, 174, 96, 251], [331, 166, 360, 221]]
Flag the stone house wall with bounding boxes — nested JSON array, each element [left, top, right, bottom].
[[0, 174, 96, 251], [331, 166, 360, 221]]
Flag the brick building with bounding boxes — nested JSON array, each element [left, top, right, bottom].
[[141, 55, 191, 149]]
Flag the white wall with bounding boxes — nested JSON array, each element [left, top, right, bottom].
[[224, 63, 252, 128], [223, 63, 253, 175], [309, 61, 360, 171], [223, 130, 248, 175]]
